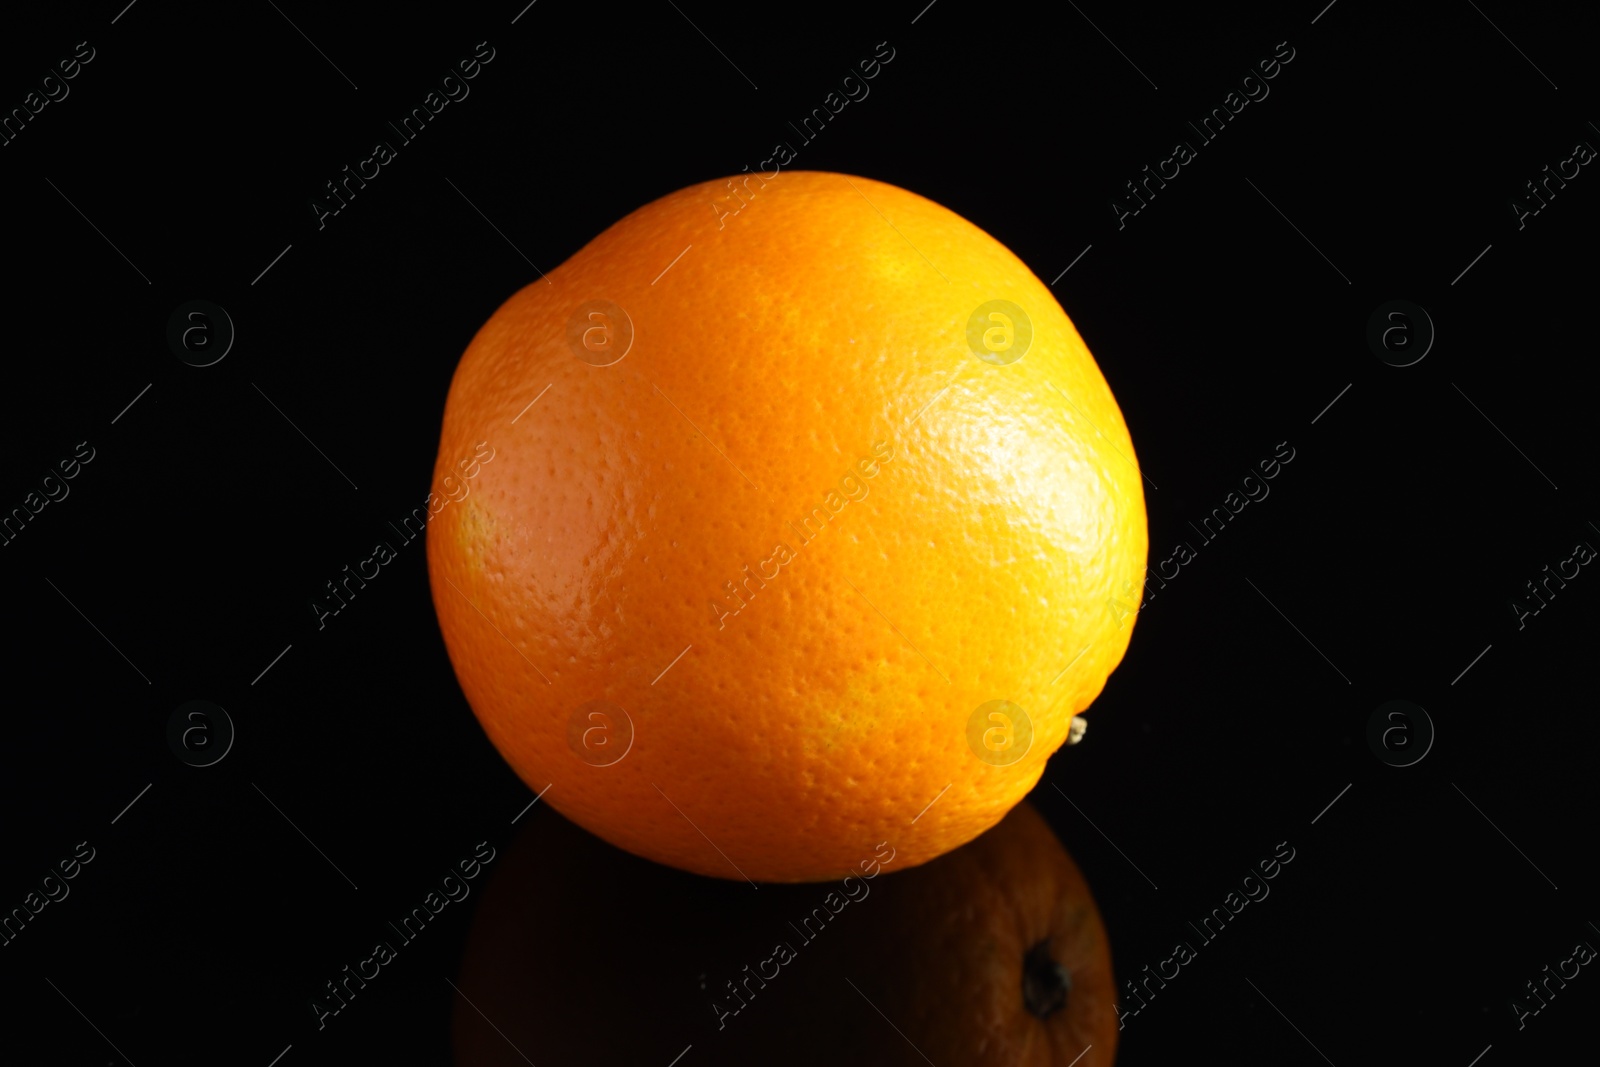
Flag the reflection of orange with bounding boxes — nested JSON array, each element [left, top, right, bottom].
[[838, 800, 1119, 1066], [428, 171, 1147, 881], [452, 800, 1117, 1066]]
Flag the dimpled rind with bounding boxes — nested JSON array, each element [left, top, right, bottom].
[[427, 171, 1147, 882]]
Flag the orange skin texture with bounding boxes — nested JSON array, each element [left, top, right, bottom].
[[428, 171, 1147, 882], [451, 800, 1118, 1066]]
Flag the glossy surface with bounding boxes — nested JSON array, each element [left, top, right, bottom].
[[452, 800, 1117, 1066]]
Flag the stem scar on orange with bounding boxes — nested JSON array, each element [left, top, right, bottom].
[[427, 171, 1148, 882]]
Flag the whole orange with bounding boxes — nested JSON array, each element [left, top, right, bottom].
[[427, 171, 1147, 882]]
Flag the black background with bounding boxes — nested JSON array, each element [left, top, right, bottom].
[[1, 1, 1596, 1064]]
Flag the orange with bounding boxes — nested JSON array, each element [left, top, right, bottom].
[[451, 799, 1117, 1066], [427, 170, 1147, 882]]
